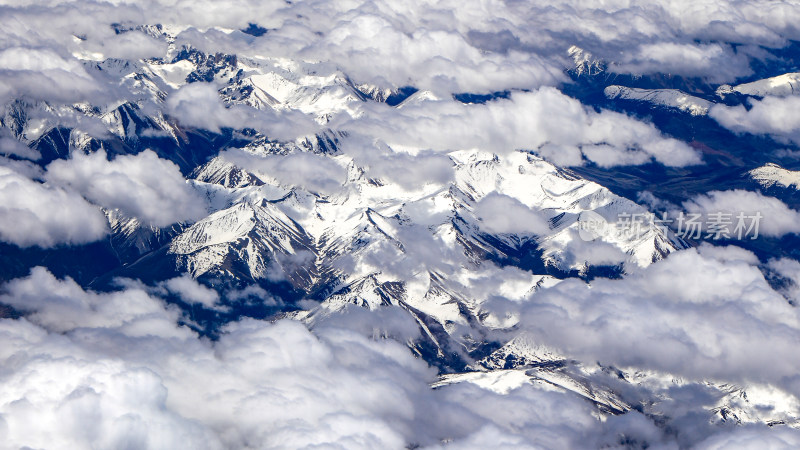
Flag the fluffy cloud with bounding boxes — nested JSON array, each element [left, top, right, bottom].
[[3, 0, 798, 110], [0, 134, 39, 160], [347, 143, 456, 191], [697, 426, 800, 449], [0, 267, 184, 335], [0, 156, 43, 179], [158, 0, 800, 89], [224, 285, 281, 306], [473, 192, 550, 235], [166, 83, 248, 133], [610, 42, 752, 82], [496, 244, 800, 387], [151, 0, 800, 89], [710, 96, 800, 145], [0, 267, 669, 449], [159, 275, 222, 310], [341, 88, 702, 168], [0, 47, 105, 104], [306, 13, 563, 94], [546, 228, 630, 268], [2, 250, 800, 448], [45, 149, 208, 227], [682, 189, 800, 238], [0, 166, 107, 248], [86, 29, 168, 61]]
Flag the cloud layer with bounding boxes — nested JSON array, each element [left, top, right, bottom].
[[711, 97, 800, 145], [340, 88, 702, 168], [0, 267, 679, 449], [495, 245, 800, 388], [2, 0, 800, 447], [0, 166, 108, 248], [46, 150, 208, 227]]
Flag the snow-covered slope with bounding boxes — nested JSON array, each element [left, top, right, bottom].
[[604, 85, 713, 116], [718, 72, 800, 98], [169, 200, 317, 287], [749, 163, 800, 190], [221, 66, 368, 121], [192, 156, 265, 188], [107, 210, 184, 261]]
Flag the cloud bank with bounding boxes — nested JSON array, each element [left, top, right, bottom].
[[0, 267, 683, 449], [46, 149, 208, 227], [0, 166, 108, 248], [497, 245, 800, 388]]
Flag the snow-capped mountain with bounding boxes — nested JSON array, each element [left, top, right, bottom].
[[749, 163, 800, 190], [0, 29, 685, 379], [3, 20, 800, 448], [568, 46, 605, 77]]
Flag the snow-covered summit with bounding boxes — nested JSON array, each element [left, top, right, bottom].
[[749, 163, 800, 190], [717, 72, 800, 98]]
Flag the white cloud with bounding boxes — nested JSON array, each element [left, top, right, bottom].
[[350, 144, 455, 191], [473, 192, 550, 235], [496, 244, 800, 387], [0, 166, 107, 248], [165, 83, 245, 133], [0, 267, 669, 449], [0, 156, 43, 179], [224, 285, 282, 306], [610, 42, 752, 82], [710, 96, 800, 145], [0, 47, 105, 104], [341, 89, 702, 168], [0, 267, 185, 335], [0, 135, 39, 160], [682, 189, 800, 238], [46, 149, 208, 227], [2, 0, 800, 107], [159, 275, 222, 310], [550, 229, 630, 267], [89, 30, 168, 61], [308, 13, 563, 94], [696, 426, 800, 449]]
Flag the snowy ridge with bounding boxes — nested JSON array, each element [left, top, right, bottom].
[[436, 363, 800, 429], [604, 85, 713, 116], [192, 156, 265, 188], [169, 200, 316, 286], [718, 72, 800, 98], [220, 58, 373, 121], [169, 145, 684, 373], [106, 210, 184, 261]]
